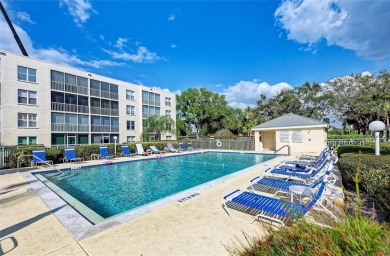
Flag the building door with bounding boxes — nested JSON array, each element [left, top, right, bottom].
[[67, 135, 76, 147]]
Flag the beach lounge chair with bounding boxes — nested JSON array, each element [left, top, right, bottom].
[[178, 142, 187, 151], [166, 143, 179, 153], [222, 175, 339, 225], [296, 147, 331, 161], [32, 149, 53, 166], [100, 146, 114, 159], [250, 160, 343, 201], [121, 145, 135, 157], [136, 144, 151, 156], [150, 145, 165, 154], [265, 157, 333, 181], [284, 150, 331, 167], [188, 142, 195, 151], [64, 148, 84, 163]]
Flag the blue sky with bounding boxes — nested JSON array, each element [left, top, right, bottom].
[[1, 0, 389, 109]]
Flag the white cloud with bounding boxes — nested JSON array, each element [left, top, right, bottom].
[[0, 19, 124, 69], [170, 44, 177, 48], [60, 0, 97, 27], [168, 14, 175, 21], [99, 34, 105, 40], [223, 81, 293, 110], [16, 12, 35, 24], [275, 0, 390, 60], [115, 37, 128, 50], [103, 46, 163, 63]]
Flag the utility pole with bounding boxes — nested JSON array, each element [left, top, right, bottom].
[[0, 1, 29, 56]]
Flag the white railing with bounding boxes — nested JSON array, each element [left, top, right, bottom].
[[51, 102, 89, 114], [0, 147, 11, 168], [326, 138, 374, 147], [90, 89, 100, 97], [109, 92, 119, 100], [91, 125, 118, 132], [51, 81, 65, 91], [51, 123, 79, 132]]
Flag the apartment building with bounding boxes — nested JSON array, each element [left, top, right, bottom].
[[0, 51, 176, 147]]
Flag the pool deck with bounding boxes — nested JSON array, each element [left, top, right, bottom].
[[1, 151, 318, 255]]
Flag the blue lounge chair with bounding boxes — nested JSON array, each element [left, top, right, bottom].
[[284, 150, 331, 168], [296, 148, 331, 161], [64, 148, 84, 163], [178, 142, 187, 151], [266, 156, 333, 181], [100, 146, 114, 159], [136, 144, 151, 156], [223, 176, 339, 225], [121, 145, 135, 157], [250, 160, 343, 201], [150, 145, 165, 154], [32, 150, 53, 166], [188, 142, 195, 151]]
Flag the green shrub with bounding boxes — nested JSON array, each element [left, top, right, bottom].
[[337, 154, 390, 186], [337, 145, 390, 157], [228, 216, 390, 256], [215, 129, 234, 139], [362, 168, 390, 215]]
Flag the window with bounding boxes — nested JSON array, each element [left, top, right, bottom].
[[18, 136, 37, 145], [18, 66, 36, 83], [18, 90, 37, 105], [127, 121, 135, 130], [166, 123, 172, 131], [165, 110, 171, 117], [166, 136, 172, 140], [165, 97, 171, 106], [127, 136, 136, 142], [126, 90, 135, 100], [142, 90, 160, 106], [18, 113, 37, 128], [126, 105, 135, 115]]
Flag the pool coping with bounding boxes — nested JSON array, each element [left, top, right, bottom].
[[20, 150, 284, 241]]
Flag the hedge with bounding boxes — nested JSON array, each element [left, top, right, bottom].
[[336, 145, 390, 220], [337, 144, 390, 157], [6, 141, 183, 168]]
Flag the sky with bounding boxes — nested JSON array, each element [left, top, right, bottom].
[[1, 0, 390, 110]]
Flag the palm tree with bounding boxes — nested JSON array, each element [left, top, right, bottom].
[[141, 115, 176, 141]]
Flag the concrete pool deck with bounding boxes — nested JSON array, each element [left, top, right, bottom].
[[1, 151, 312, 255]]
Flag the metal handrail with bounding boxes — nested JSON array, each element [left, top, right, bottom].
[[274, 145, 291, 156], [17, 154, 64, 174]]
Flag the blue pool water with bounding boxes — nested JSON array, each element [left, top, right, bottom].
[[39, 152, 275, 221]]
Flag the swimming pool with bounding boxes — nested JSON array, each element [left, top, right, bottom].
[[34, 152, 275, 223]]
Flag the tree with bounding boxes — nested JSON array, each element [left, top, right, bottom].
[[141, 115, 175, 141], [325, 70, 390, 135], [296, 82, 332, 119], [176, 88, 233, 138], [255, 89, 301, 119]]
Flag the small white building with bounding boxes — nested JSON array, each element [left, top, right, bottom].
[[252, 113, 328, 154]]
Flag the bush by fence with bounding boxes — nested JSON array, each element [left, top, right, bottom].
[[336, 145, 390, 219]]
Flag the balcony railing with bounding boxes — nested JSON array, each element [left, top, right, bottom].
[[90, 107, 119, 116], [90, 89, 100, 97], [51, 102, 89, 114], [51, 81, 88, 95], [109, 92, 119, 100], [51, 124, 90, 132], [91, 125, 119, 132]]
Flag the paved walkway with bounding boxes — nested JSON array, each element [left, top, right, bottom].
[[0, 153, 300, 255]]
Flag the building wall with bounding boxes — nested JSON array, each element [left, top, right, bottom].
[[274, 128, 326, 154], [0, 51, 176, 147]]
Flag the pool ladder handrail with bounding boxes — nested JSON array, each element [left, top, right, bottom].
[[274, 145, 291, 156], [17, 154, 64, 174]]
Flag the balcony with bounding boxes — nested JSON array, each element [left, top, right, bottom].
[[90, 89, 100, 97], [91, 125, 119, 132], [109, 92, 119, 100], [51, 81, 88, 95], [51, 102, 89, 114], [51, 123, 78, 132], [90, 107, 119, 116]]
